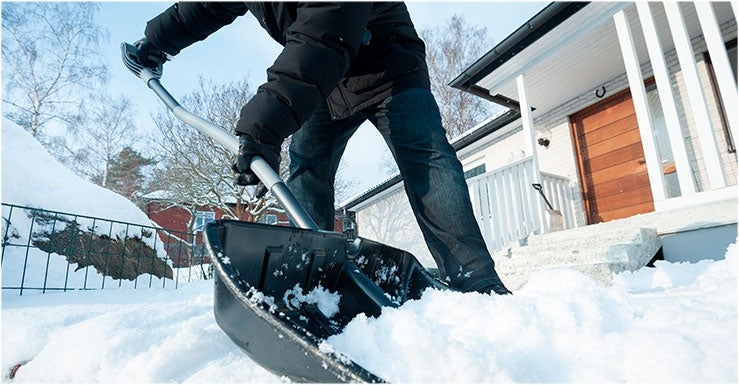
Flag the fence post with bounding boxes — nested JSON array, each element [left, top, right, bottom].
[[118, 224, 130, 288], [62, 214, 79, 292], [133, 226, 145, 289], [82, 218, 97, 290], [18, 210, 39, 296], [100, 220, 115, 290], [41, 214, 60, 294], [1, 205, 15, 265], [149, 231, 159, 289]]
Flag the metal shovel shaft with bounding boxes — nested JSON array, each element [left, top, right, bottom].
[[127, 54, 319, 230], [532, 183, 555, 210]]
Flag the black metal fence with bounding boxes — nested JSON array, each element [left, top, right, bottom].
[[1, 203, 212, 295]]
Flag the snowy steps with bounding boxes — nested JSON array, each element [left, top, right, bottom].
[[491, 196, 737, 290], [493, 225, 661, 291]]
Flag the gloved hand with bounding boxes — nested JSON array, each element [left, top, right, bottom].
[[132, 38, 168, 70], [232, 134, 281, 197]]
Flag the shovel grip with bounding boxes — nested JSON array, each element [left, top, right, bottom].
[[139, 68, 319, 230], [532, 183, 555, 211]]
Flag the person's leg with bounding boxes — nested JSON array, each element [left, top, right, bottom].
[[367, 88, 509, 294], [287, 102, 365, 231]]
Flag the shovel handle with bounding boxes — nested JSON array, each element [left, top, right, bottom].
[[532, 183, 555, 211], [148, 76, 319, 230], [129, 60, 319, 230]]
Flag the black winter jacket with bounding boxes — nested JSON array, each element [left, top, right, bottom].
[[144, 2, 430, 146]]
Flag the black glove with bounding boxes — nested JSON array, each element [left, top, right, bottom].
[[232, 134, 281, 196], [133, 38, 168, 70]]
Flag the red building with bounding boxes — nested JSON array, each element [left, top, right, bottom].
[[142, 194, 346, 267]]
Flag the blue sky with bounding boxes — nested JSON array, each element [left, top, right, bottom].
[[97, 1, 548, 196]]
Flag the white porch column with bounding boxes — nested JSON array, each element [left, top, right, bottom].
[[635, 2, 697, 196], [517, 74, 538, 165], [516, 74, 545, 231], [664, 2, 726, 190], [695, 2, 738, 146], [613, 10, 667, 202]]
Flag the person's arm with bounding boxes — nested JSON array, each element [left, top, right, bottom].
[[235, 3, 373, 146], [144, 2, 249, 55]]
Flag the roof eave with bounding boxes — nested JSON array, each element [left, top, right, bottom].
[[449, 2, 589, 93]]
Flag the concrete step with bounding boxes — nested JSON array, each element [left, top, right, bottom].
[[514, 226, 659, 255], [493, 227, 661, 290]]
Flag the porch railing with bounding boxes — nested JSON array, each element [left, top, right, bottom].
[[2, 203, 212, 295], [467, 156, 576, 253]]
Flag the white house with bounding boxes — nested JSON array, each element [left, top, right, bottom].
[[340, 2, 737, 284]]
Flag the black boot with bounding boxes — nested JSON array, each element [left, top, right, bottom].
[[479, 283, 513, 295]]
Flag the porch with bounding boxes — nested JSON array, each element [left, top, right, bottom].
[[466, 155, 577, 254], [450, 1, 737, 289], [456, 1, 736, 213]]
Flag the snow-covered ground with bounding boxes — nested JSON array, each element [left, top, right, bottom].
[[2, 120, 737, 382], [1, 119, 177, 292]]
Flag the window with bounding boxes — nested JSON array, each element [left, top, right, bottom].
[[194, 211, 216, 232], [464, 164, 486, 180], [703, 38, 736, 153], [259, 214, 278, 225]]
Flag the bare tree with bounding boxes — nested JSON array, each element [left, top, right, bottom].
[[1, 2, 108, 139], [147, 76, 277, 227], [64, 93, 139, 187], [334, 159, 359, 204], [420, 15, 495, 139]]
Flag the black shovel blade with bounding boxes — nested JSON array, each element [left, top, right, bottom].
[[204, 220, 450, 383]]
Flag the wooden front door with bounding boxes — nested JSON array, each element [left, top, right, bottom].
[[570, 88, 655, 224]]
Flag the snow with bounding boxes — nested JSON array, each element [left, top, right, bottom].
[[1, 120, 173, 292], [1, 119, 158, 233], [2, 119, 737, 382], [283, 283, 341, 318]]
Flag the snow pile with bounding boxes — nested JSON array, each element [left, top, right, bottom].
[[1, 119, 171, 291], [324, 246, 737, 382], [1, 118, 158, 235]]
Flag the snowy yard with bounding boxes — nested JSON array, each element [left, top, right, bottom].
[[2, 248, 736, 383], [2, 115, 737, 383]]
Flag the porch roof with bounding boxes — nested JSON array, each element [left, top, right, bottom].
[[451, 1, 736, 115]]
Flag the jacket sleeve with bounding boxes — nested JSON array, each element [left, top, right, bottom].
[[144, 2, 249, 55], [235, 3, 373, 145]]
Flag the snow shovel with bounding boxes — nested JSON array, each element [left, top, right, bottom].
[[121, 42, 448, 383], [532, 183, 564, 232]]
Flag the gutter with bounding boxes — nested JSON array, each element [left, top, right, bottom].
[[449, 2, 588, 97]]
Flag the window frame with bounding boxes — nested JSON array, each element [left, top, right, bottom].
[[702, 38, 737, 153], [194, 210, 216, 232]]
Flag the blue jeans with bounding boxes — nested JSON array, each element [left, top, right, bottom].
[[287, 88, 504, 292]]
